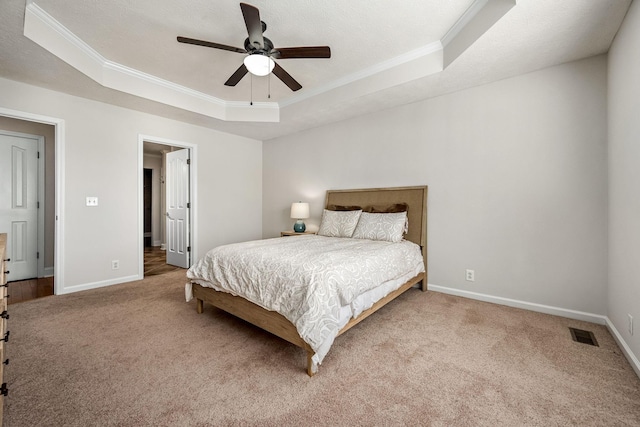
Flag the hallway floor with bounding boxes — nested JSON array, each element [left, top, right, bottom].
[[8, 277, 54, 305], [144, 246, 184, 276]]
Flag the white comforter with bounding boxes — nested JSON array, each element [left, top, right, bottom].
[[185, 235, 425, 371]]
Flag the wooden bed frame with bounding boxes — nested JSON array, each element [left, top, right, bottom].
[[191, 185, 428, 376]]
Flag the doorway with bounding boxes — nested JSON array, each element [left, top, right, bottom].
[[140, 136, 196, 277], [0, 112, 58, 302], [143, 168, 153, 248]]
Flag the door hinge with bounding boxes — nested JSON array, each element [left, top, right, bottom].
[[37, 252, 40, 259], [37, 201, 40, 209], [37, 151, 40, 159], [187, 202, 190, 209], [187, 246, 191, 252], [186, 159, 191, 165]]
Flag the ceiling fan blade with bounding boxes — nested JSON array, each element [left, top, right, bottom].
[[272, 62, 302, 91], [272, 46, 331, 59], [224, 63, 249, 86], [240, 3, 264, 49], [177, 36, 246, 54]]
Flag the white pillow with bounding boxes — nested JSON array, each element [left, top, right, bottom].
[[317, 209, 362, 238], [352, 211, 407, 243]]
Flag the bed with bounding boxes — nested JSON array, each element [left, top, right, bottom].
[[185, 186, 428, 376]]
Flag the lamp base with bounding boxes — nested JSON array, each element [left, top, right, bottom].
[[293, 220, 306, 233]]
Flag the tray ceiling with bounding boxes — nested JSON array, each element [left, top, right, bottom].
[[0, 0, 632, 140]]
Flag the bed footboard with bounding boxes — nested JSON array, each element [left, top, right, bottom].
[[191, 271, 425, 376], [192, 282, 317, 375]]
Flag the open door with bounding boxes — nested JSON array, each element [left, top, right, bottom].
[[165, 148, 190, 268], [0, 131, 41, 281]]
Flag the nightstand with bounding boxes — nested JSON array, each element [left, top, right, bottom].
[[281, 230, 317, 237]]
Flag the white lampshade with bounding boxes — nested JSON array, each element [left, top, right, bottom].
[[290, 202, 309, 219], [244, 54, 275, 77]]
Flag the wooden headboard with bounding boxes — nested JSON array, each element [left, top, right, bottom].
[[325, 186, 428, 274]]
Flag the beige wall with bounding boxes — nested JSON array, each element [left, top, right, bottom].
[[0, 116, 55, 273], [264, 55, 608, 316], [0, 77, 263, 293], [608, 0, 640, 368]]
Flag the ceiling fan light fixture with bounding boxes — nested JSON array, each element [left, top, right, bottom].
[[244, 54, 275, 76]]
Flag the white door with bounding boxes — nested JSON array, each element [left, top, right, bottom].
[[0, 132, 39, 280], [165, 149, 190, 268]]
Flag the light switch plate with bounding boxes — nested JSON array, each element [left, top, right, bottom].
[[86, 197, 98, 206]]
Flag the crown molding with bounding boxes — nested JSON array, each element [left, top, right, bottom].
[[279, 41, 444, 108], [442, 0, 517, 67]]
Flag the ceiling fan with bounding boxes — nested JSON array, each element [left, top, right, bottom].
[[177, 2, 331, 92]]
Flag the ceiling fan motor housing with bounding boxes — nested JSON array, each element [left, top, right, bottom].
[[244, 35, 274, 55]]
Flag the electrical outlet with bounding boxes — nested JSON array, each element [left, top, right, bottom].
[[465, 269, 475, 282], [112, 260, 119, 270], [629, 314, 634, 336]]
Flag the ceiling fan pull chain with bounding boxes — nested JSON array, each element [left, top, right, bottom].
[[268, 72, 271, 99], [250, 73, 253, 106]]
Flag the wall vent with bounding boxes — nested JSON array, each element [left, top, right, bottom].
[[569, 327, 598, 346]]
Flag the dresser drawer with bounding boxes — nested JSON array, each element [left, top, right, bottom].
[[0, 342, 4, 424], [1, 232, 7, 427]]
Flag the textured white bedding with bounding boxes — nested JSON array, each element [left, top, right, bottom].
[[185, 235, 424, 370]]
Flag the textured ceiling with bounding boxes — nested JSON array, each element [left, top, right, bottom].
[[0, 0, 633, 141], [30, 0, 472, 102]]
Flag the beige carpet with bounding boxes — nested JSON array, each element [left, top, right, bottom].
[[4, 270, 640, 426]]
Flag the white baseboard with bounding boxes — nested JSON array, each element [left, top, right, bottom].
[[428, 284, 640, 379], [428, 284, 607, 325], [44, 266, 54, 277], [153, 240, 162, 247], [58, 274, 141, 295], [605, 317, 640, 379]]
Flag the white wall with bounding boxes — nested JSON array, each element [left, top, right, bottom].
[[608, 0, 640, 367], [264, 55, 608, 316], [0, 77, 262, 293]]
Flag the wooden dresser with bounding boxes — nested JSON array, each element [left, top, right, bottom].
[[0, 233, 8, 423]]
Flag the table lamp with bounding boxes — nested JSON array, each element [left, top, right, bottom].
[[290, 202, 310, 232]]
